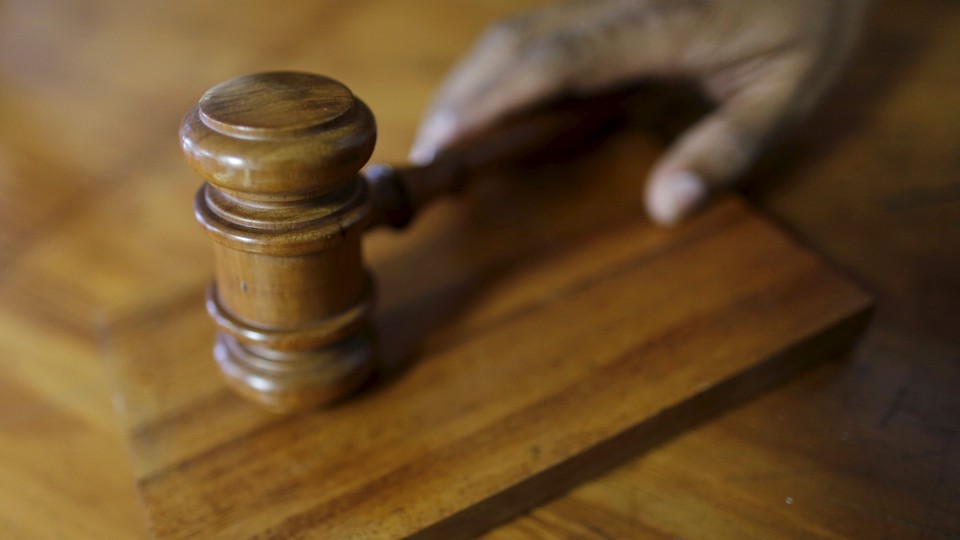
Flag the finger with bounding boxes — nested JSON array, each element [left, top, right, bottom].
[[410, 63, 563, 164], [410, 0, 707, 164], [644, 57, 810, 226], [644, 0, 873, 226], [410, 15, 573, 164]]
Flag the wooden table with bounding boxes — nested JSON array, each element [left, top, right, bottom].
[[0, 0, 956, 538]]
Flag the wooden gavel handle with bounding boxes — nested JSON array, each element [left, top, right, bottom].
[[365, 92, 628, 229]]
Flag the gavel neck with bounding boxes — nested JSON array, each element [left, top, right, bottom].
[[363, 154, 467, 230], [364, 95, 628, 231]]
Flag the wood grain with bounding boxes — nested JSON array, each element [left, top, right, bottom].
[[110, 119, 871, 536], [0, 0, 957, 538]]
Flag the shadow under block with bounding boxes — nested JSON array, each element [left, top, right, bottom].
[[109, 175, 871, 538]]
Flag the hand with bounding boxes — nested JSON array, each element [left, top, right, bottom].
[[410, 0, 870, 225]]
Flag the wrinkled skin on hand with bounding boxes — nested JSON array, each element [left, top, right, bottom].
[[410, 0, 871, 225]]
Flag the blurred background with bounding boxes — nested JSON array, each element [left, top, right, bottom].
[[0, 0, 957, 537]]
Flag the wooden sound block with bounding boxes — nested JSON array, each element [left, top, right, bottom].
[[108, 135, 871, 539]]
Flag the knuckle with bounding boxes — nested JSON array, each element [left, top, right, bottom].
[[483, 15, 533, 47], [541, 28, 592, 62], [493, 13, 534, 36], [487, 18, 518, 38]]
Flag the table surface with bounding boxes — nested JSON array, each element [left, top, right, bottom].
[[0, 0, 957, 538]]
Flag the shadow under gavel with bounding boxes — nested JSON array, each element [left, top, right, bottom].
[[182, 71, 631, 412]]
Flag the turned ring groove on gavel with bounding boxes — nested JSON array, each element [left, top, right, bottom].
[[181, 71, 618, 412]]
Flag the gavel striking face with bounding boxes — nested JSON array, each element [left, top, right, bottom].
[[182, 71, 618, 412]]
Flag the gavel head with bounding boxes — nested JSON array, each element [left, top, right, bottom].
[[181, 72, 378, 412]]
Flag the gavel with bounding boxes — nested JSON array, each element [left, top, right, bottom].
[[181, 71, 623, 412]]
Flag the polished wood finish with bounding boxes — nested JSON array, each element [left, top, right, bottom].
[[185, 72, 378, 411], [171, 70, 869, 533], [184, 71, 632, 410], [113, 182, 869, 537], [0, 0, 957, 538]]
